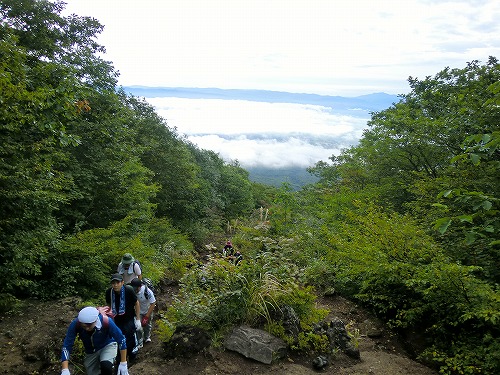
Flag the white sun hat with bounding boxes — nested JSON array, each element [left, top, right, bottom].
[[78, 307, 99, 324]]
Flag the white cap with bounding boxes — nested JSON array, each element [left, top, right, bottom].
[[78, 307, 99, 324]]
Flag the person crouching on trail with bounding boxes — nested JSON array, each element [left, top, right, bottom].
[[130, 277, 156, 347], [106, 273, 141, 362], [60, 306, 129, 375]]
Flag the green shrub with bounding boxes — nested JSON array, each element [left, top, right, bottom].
[[293, 331, 330, 354], [43, 216, 193, 300], [0, 293, 20, 314], [161, 251, 326, 339]]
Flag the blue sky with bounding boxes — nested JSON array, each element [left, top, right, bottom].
[[62, 0, 500, 168]]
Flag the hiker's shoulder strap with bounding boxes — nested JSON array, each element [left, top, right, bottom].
[[101, 313, 109, 328], [96, 306, 111, 328]]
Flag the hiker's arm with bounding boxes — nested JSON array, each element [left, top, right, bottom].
[[117, 349, 129, 375], [110, 320, 128, 351], [61, 320, 77, 367], [146, 301, 155, 318], [135, 300, 141, 321], [119, 348, 127, 362], [61, 360, 70, 373], [133, 300, 142, 330], [134, 263, 142, 280]]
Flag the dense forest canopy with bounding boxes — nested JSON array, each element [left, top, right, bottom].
[[1, 1, 499, 374], [0, 0, 255, 299]]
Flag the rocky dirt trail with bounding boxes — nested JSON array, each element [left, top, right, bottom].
[[0, 282, 438, 375]]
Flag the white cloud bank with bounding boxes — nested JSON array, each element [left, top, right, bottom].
[[189, 134, 343, 169], [147, 97, 369, 168]]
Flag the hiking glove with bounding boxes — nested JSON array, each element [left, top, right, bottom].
[[61, 369, 70, 375], [134, 319, 141, 331], [117, 362, 129, 375], [141, 316, 149, 326]]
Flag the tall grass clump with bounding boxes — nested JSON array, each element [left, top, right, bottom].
[[158, 250, 326, 344]]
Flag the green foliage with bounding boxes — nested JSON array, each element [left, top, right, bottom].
[[0, 30, 78, 298], [2, 4, 499, 372], [422, 336, 500, 375], [42, 216, 194, 300], [0, 0, 258, 301], [294, 331, 330, 354], [291, 58, 500, 372], [251, 181, 279, 209], [280, 189, 500, 373], [432, 130, 500, 282], [310, 58, 500, 213], [161, 253, 324, 339], [155, 319, 176, 343], [218, 162, 255, 219], [0, 293, 20, 314]]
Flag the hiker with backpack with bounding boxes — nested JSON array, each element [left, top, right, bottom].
[[117, 253, 142, 284], [106, 273, 141, 362], [222, 240, 234, 257], [60, 306, 129, 375], [233, 250, 243, 266], [130, 277, 157, 346]]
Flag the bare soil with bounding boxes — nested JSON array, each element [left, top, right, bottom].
[[0, 284, 438, 375]]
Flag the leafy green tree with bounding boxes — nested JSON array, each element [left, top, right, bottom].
[[125, 96, 210, 225], [287, 58, 500, 373], [250, 181, 279, 210], [0, 0, 157, 297], [0, 30, 80, 296], [218, 161, 254, 219], [432, 131, 500, 282], [57, 90, 158, 232], [311, 58, 500, 213], [0, 0, 117, 90]]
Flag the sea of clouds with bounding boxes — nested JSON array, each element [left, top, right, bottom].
[[146, 97, 374, 169]]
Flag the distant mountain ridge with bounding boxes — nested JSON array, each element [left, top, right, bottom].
[[123, 86, 400, 112]]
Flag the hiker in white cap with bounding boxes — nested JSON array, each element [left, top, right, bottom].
[[61, 306, 129, 375]]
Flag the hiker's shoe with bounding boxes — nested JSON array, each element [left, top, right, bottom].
[[145, 338, 152, 343]]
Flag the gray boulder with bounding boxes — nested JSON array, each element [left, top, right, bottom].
[[224, 326, 287, 364]]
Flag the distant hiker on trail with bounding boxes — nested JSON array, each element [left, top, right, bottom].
[[130, 277, 157, 347], [106, 273, 141, 362], [117, 253, 142, 284], [233, 250, 243, 266], [60, 306, 129, 375], [222, 240, 243, 265], [222, 240, 234, 257]]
